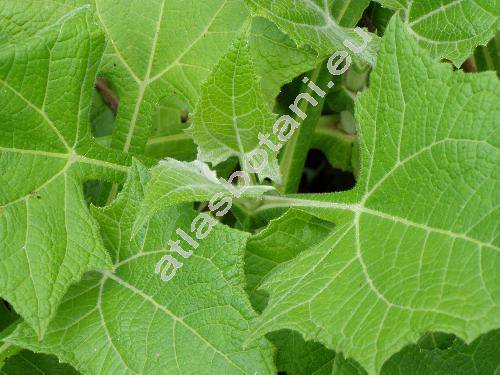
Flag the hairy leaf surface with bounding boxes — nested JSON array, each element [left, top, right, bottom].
[[248, 15, 499, 373], [134, 158, 274, 233], [0, 8, 131, 337], [6, 162, 275, 374], [245, 0, 378, 66], [95, 0, 249, 153], [377, 0, 499, 66], [189, 35, 280, 181]]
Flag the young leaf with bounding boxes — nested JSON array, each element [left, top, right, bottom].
[[134, 158, 274, 233], [6, 161, 275, 374], [247, 15, 499, 373], [0, 8, 132, 337], [376, 0, 500, 66], [245, 0, 378, 66], [188, 35, 280, 181]]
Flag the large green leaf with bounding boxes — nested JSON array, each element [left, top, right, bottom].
[[96, 0, 249, 154], [6, 161, 275, 374], [245, 0, 378, 66], [0, 8, 132, 337], [376, 0, 499, 66], [247, 15, 499, 374]]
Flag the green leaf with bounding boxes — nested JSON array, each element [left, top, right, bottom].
[[376, 0, 500, 66], [381, 330, 500, 374], [188, 34, 280, 181], [134, 158, 274, 233], [249, 17, 321, 105], [0, 8, 134, 337], [247, 15, 500, 374], [1, 350, 80, 375], [245, 208, 335, 312], [245, 0, 378, 66], [244, 210, 339, 374], [96, 0, 250, 154], [0, 1, 87, 44], [6, 161, 275, 374]]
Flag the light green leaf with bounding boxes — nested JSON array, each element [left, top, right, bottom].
[[134, 158, 274, 233], [245, 209, 338, 374], [250, 17, 321, 104], [0, 8, 134, 337], [188, 35, 280, 181], [245, 0, 378, 66], [96, 0, 249, 154], [0, 1, 88, 44], [245, 208, 335, 312], [6, 161, 275, 374], [376, 0, 500, 66], [247, 15, 500, 374]]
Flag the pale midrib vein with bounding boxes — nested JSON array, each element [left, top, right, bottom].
[[122, 0, 166, 154], [0, 146, 127, 172], [230, 42, 247, 158], [361, 208, 496, 250], [0, 149, 127, 209], [255, 196, 497, 250], [148, 0, 230, 84], [101, 271, 248, 373]]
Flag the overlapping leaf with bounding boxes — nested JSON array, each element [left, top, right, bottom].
[[134, 158, 274, 233], [95, 0, 250, 153], [245, 0, 378, 66], [377, 0, 499, 66], [247, 15, 499, 373], [6, 161, 275, 374], [188, 35, 280, 181], [0, 8, 132, 337]]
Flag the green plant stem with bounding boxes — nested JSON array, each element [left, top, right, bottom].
[[278, 63, 331, 194]]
